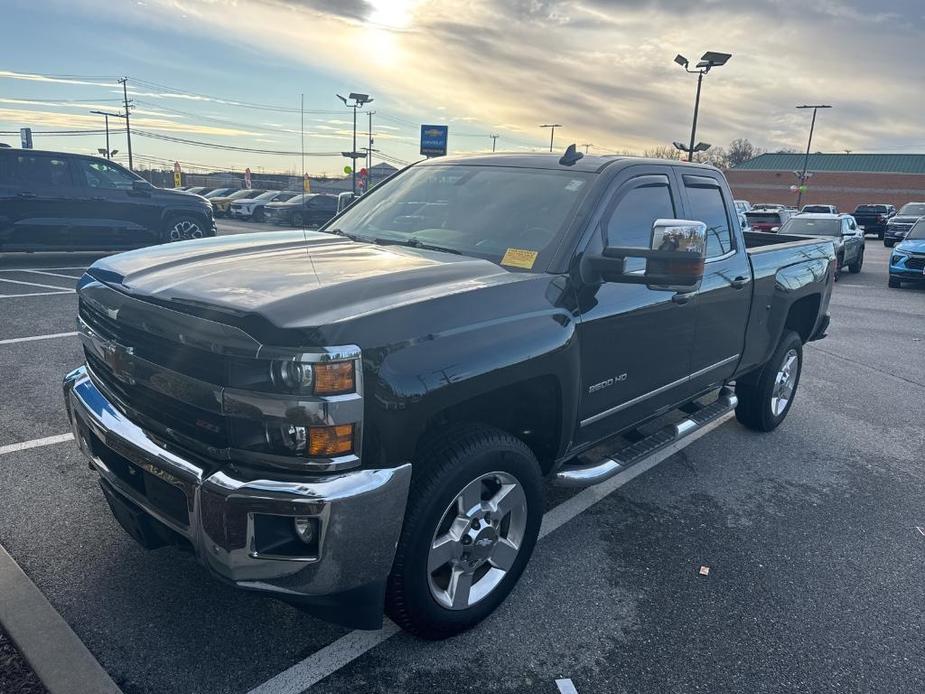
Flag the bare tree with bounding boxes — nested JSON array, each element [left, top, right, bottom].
[[643, 145, 684, 160], [727, 138, 764, 167]]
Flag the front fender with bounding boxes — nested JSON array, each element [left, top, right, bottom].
[[363, 302, 581, 467]]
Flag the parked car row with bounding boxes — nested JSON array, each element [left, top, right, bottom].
[[175, 185, 342, 227]]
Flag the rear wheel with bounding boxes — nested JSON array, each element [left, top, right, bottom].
[[162, 215, 206, 243], [888, 276, 902, 289], [386, 424, 543, 639], [735, 330, 803, 432], [848, 249, 863, 273]]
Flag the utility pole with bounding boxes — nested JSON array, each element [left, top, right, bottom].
[[795, 104, 832, 209], [581, 143, 593, 154], [490, 134, 499, 152], [367, 110, 375, 175], [118, 77, 134, 170], [301, 93, 305, 188], [540, 124, 562, 152]]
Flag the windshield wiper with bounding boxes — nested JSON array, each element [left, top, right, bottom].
[[393, 238, 463, 255], [324, 228, 374, 243]]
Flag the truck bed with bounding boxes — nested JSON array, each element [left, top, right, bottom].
[[743, 230, 822, 251]]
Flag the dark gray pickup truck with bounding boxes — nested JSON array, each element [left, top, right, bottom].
[[63, 151, 834, 638]]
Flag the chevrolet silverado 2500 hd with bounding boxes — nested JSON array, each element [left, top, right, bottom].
[[64, 150, 834, 638]]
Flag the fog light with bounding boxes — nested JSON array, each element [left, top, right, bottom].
[[293, 516, 317, 544]]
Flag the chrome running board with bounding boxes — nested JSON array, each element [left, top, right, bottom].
[[554, 387, 738, 488]]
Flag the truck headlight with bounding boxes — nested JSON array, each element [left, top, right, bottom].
[[265, 360, 355, 395]]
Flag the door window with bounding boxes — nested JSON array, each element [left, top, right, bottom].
[[686, 184, 733, 258], [605, 180, 676, 272], [76, 159, 137, 190], [14, 154, 73, 187]]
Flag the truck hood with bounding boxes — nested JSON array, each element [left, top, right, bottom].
[[888, 215, 922, 225], [88, 230, 532, 330]]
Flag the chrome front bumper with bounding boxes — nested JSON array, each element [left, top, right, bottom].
[[63, 366, 411, 629]]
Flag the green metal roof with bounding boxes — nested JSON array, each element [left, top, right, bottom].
[[734, 153, 925, 174]]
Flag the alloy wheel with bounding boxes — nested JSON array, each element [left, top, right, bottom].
[[168, 219, 204, 242], [427, 471, 527, 610], [770, 348, 798, 416]]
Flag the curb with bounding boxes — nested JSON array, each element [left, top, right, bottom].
[[0, 543, 122, 694]]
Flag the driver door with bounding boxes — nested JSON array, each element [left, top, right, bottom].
[[574, 168, 698, 444]]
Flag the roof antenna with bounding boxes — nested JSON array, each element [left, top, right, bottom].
[[559, 143, 584, 166]]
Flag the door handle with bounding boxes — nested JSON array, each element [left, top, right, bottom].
[[730, 276, 748, 289], [17, 192, 37, 199], [672, 291, 695, 305]]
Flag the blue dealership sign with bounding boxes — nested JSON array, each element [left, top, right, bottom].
[[420, 124, 448, 157]]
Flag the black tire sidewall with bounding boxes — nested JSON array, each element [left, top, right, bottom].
[[387, 426, 543, 638], [754, 332, 803, 430]]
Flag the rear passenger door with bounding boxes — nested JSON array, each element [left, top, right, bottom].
[[308, 196, 338, 227], [681, 174, 752, 391], [0, 152, 82, 250]]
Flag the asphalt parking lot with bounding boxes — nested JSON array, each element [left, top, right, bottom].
[[1, 229, 924, 694]]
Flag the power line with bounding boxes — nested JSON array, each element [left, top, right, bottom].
[[133, 128, 342, 156]]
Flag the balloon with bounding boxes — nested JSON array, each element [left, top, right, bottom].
[[343, 165, 352, 175]]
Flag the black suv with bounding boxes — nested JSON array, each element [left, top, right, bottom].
[[0, 148, 215, 251], [264, 193, 338, 227]]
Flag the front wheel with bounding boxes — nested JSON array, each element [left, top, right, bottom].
[[386, 424, 543, 639], [735, 330, 803, 432], [162, 215, 206, 243], [252, 207, 265, 222], [848, 249, 864, 273]]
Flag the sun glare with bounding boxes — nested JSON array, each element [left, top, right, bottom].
[[367, 0, 417, 29]]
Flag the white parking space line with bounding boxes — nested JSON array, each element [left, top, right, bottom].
[[24, 269, 83, 280], [0, 433, 73, 456], [0, 331, 79, 346], [249, 413, 734, 694], [0, 290, 74, 299], [556, 678, 580, 694], [0, 277, 76, 292], [248, 623, 402, 694], [0, 266, 88, 272]]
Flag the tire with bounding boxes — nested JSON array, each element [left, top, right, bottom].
[[291, 211, 304, 227], [848, 249, 863, 273], [385, 424, 543, 639], [252, 207, 265, 222], [877, 231, 884, 240], [162, 214, 206, 243], [833, 253, 843, 282], [884, 239, 895, 248], [734, 330, 803, 432], [888, 276, 902, 289]]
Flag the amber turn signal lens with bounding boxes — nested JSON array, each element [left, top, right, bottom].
[[308, 424, 354, 456], [313, 361, 355, 395]]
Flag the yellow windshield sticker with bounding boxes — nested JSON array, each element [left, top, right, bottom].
[[501, 248, 539, 269]]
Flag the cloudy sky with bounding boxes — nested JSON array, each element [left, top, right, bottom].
[[2, 0, 923, 174]]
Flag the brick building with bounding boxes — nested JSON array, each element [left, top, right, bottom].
[[726, 153, 925, 211]]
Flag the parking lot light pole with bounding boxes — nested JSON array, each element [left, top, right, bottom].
[[795, 104, 832, 209], [337, 92, 373, 195], [540, 124, 562, 152], [675, 51, 732, 162], [90, 110, 124, 160]]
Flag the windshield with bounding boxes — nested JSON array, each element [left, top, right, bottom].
[[898, 203, 925, 216], [329, 164, 593, 269], [802, 205, 832, 213], [855, 205, 887, 213], [780, 217, 841, 237], [745, 212, 781, 224], [228, 189, 265, 200], [204, 188, 233, 198], [274, 191, 298, 202], [249, 190, 280, 201], [907, 220, 925, 240]]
